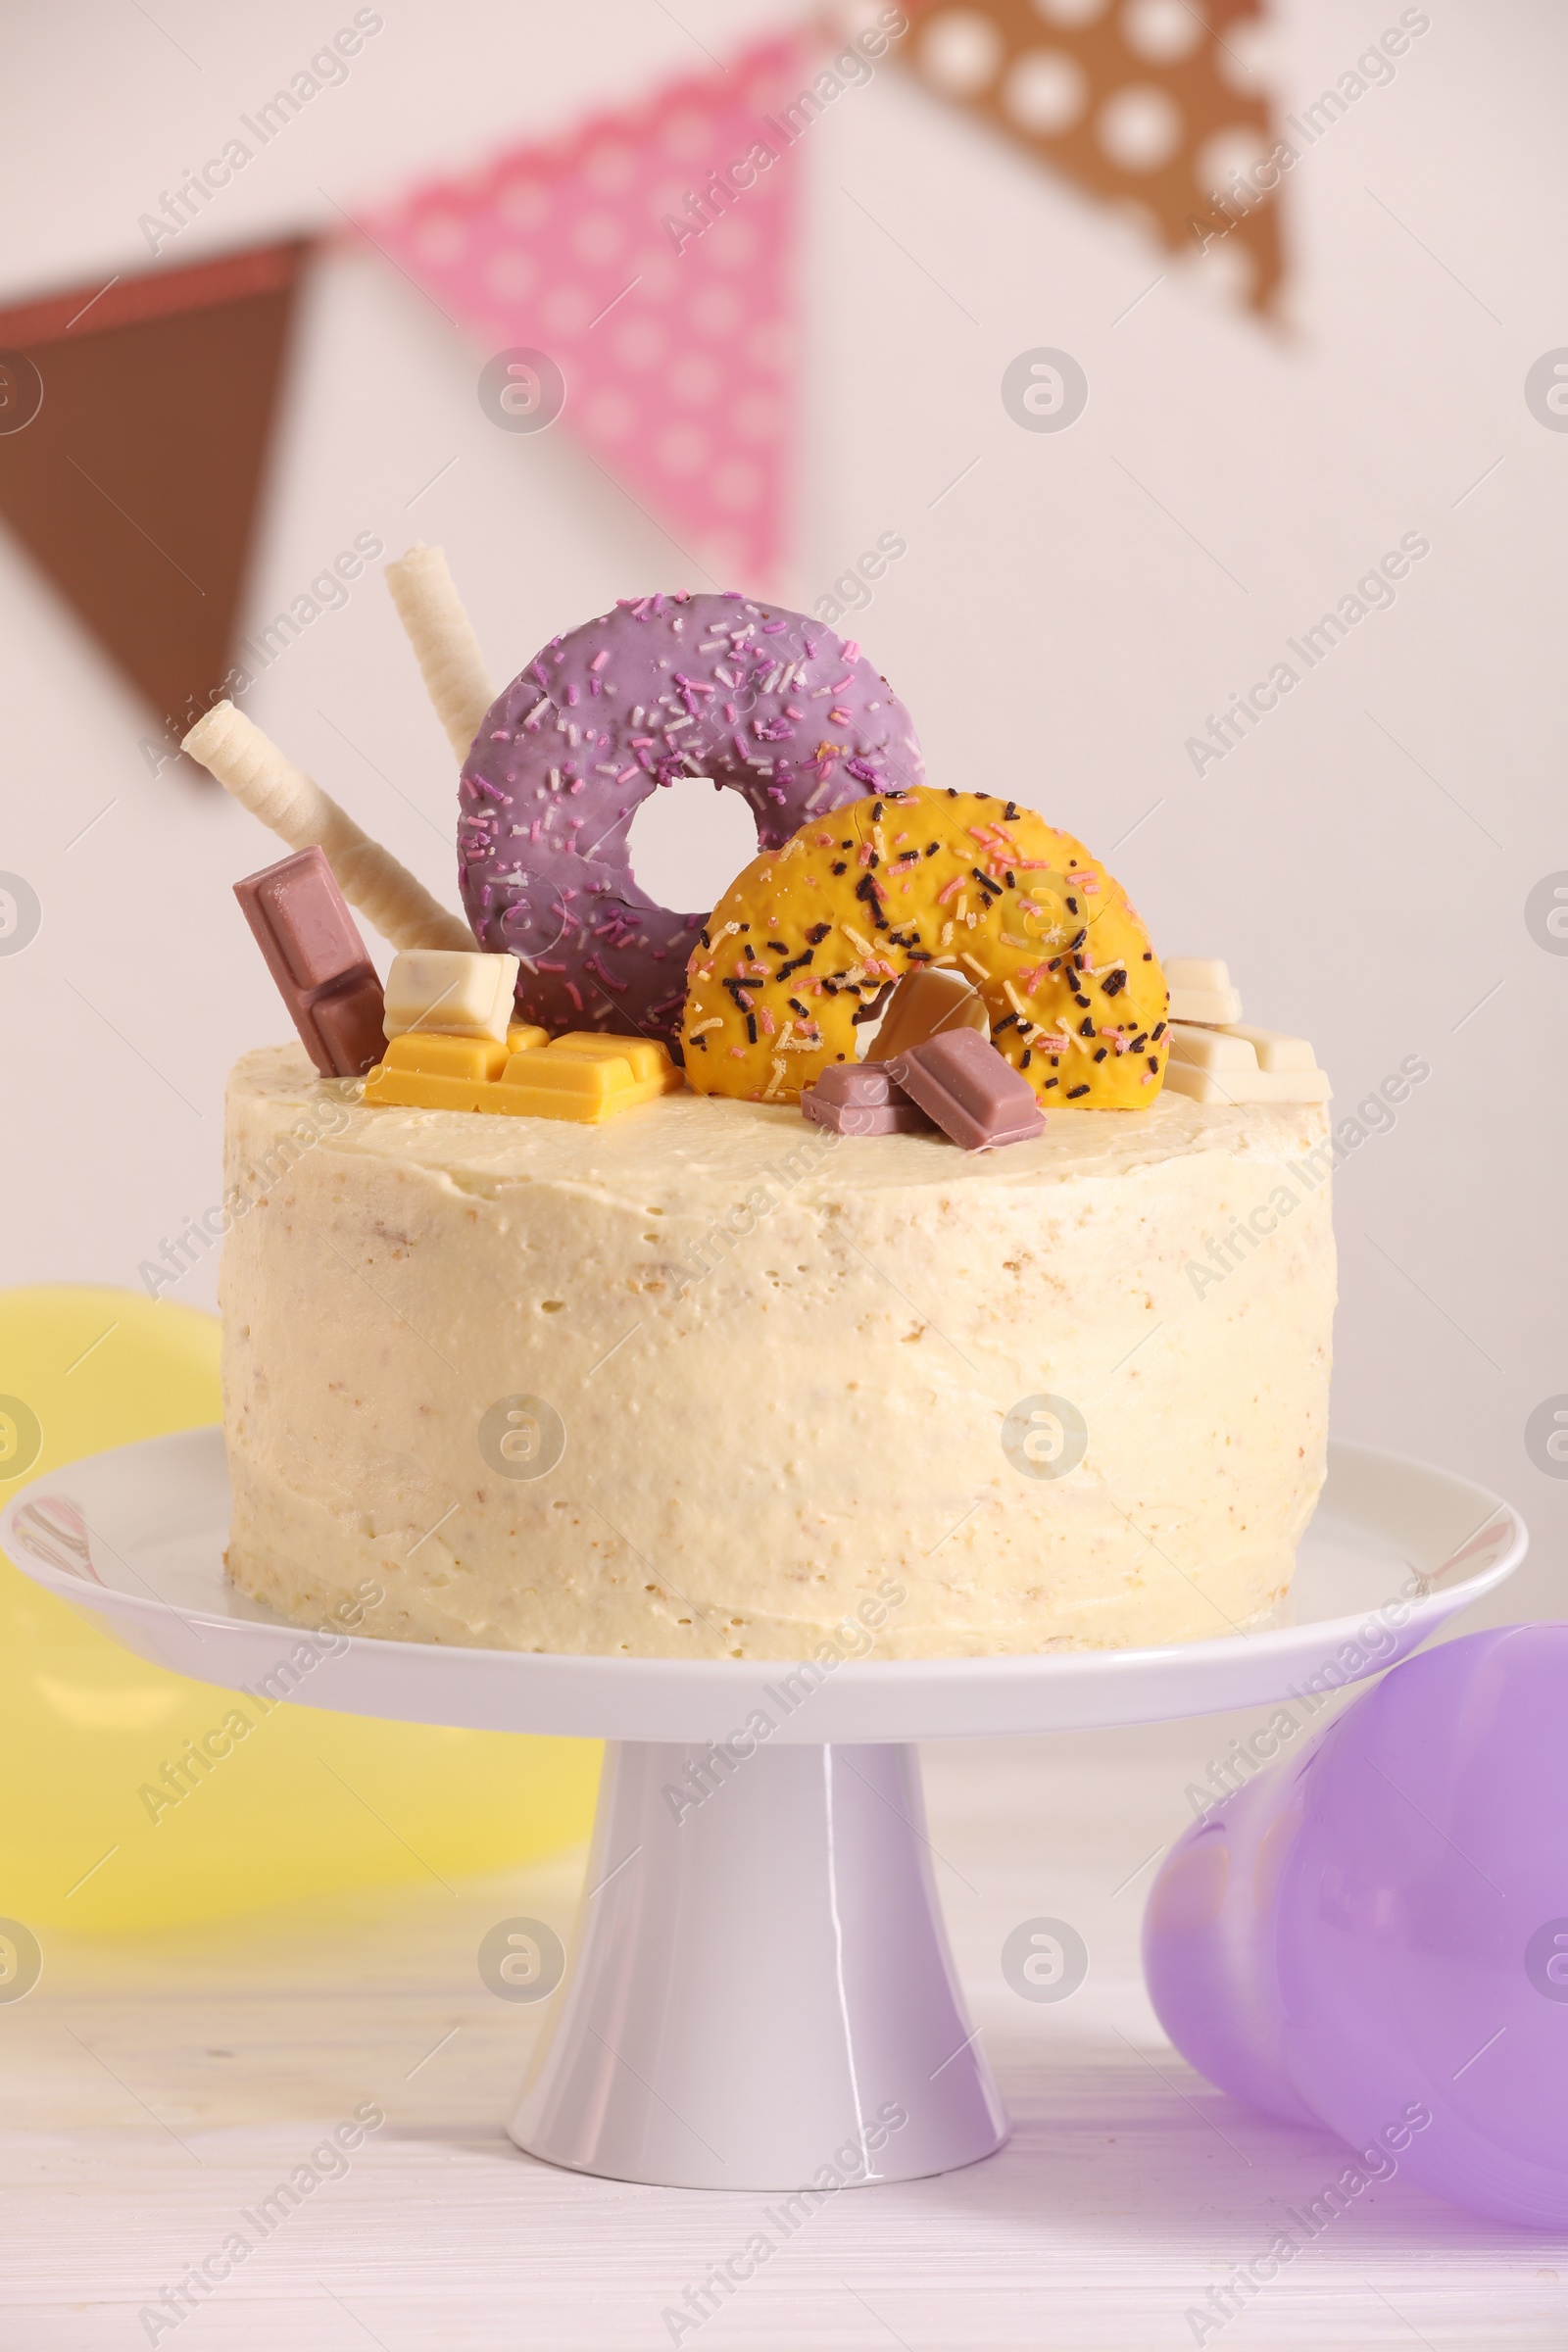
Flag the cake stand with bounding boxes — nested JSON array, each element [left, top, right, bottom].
[[1, 1435, 1526, 2193]]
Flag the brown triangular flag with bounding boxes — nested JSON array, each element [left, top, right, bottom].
[[0, 240, 308, 738], [899, 0, 1285, 316]]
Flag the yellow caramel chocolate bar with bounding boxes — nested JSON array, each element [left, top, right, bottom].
[[493, 1034, 683, 1123], [363, 1027, 681, 1122], [363, 1029, 510, 1111], [385, 1033, 508, 1080], [547, 1032, 680, 1085]]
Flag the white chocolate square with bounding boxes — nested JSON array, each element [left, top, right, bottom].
[[383, 951, 519, 1042], [1162, 1060, 1332, 1105], [1221, 1023, 1317, 1073], [1168, 984, 1245, 1026], [1164, 956, 1243, 1027], [1164, 956, 1232, 994], [1168, 1022, 1257, 1071]]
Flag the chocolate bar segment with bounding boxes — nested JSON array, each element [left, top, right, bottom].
[[804, 1059, 902, 1106], [800, 1057, 937, 1135], [383, 949, 519, 1042], [312, 974, 396, 1077], [802, 1094, 934, 1136], [234, 846, 386, 1078], [886, 1028, 1045, 1152], [1164, 956, 1243, 1027], [363, 1027, 683, 1123], [873, 967, 989, 1061]]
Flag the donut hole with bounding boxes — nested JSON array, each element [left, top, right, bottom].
[[625, 773, 760, 914]]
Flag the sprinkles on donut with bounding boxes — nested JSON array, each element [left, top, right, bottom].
[[457, 592, 924, 1054], [679, 785, 1170, 1110]]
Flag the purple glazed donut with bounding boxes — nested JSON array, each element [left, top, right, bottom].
[[457, 591, 924, 1052]]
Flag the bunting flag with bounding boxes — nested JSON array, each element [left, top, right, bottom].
[[0, 241, 308, 737], [362, 32, 811, 590], [0, 11, 1286, 758], [899, 0, 1285, 315]]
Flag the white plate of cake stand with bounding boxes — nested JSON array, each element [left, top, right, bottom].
[[1, 1432, 1526, 2194]]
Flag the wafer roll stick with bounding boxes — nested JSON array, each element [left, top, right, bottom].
[[182, 701, 472, 953], [384, 543, 494, 762]]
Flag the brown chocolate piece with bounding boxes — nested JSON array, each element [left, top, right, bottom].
[[800, 1058, 937, 1136], [887, 1028, 1045, 1152], [873, 967, 989, 1060], [234, 846, 385, 1077], [310, 973, 389, 1075], [805, 1060, 902, 1106], [803, 1093, 935, 1136]]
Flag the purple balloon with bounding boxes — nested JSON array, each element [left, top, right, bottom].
[[1144, 1625, 1568, 2227]]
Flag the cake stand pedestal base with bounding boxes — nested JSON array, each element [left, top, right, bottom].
[[510, 1740, 1006, 2191], [1, 1434, 1528, 2192]]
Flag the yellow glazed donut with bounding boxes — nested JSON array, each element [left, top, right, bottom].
[[680, 785, 1169, 1107]]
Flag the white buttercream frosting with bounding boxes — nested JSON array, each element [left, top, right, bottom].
[[221, 1045, 1335, 1659]]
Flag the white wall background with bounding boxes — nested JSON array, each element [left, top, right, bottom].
[[1, 0, 1563, 1611]]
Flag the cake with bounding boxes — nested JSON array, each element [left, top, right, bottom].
[[193, 565, 1337, 1663], [220, 1048, 1335, 1657]]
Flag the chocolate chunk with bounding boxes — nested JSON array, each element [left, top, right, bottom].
[[886, 1028, 1045, 1151], [802, 1094, 935, 1136], [312, 975, 390, 1075], [234, 846, 385, 1078], [799, 1057, 936, 1135], [807, 1059, 903, 1105], [873, 966, 988, 1061]]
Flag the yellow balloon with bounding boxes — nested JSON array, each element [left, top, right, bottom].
[[0, 1287, 599, 1933]]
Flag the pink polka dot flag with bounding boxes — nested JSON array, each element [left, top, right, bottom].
[[363, 32, 811, 591]]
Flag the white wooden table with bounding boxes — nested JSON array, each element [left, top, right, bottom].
[[4, 1723, 1561, 2349]]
